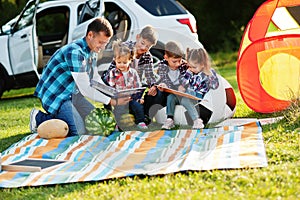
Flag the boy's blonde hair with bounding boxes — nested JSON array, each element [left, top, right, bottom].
[[139, 25, 158, 45], [112, 39, 135, 60], [165, 41, 184, 58], [186, 48, 211, 69]]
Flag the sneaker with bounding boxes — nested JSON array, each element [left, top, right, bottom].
[[162, 118, 175, 130], [137, 122, 148, 130], [144, 115, 151, 125], [193, 118, 204, 129], [29, 108, 39, 133]]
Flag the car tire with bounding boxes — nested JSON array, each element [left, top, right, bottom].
[[0, 77, 5, 98]]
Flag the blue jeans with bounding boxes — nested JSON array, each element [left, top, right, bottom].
[[144, 89, 166, 119], [114, 100, 145, 124], [36, 93, 94, 136], [166, 93, 199, 121]]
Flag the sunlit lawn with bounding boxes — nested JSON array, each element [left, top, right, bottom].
[[0, 52, 299, 200]]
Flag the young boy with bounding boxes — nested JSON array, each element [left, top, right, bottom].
[[156, 41, 188, 129]]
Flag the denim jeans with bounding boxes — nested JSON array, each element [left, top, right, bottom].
[[144, 89, 166, 119], [36, 93, 94, 136], [166, 94, 179, 117], [181, 88, 200, 121], [166, 93, 199, 121], [113, 100, 145, 124], [181, 97, 199, 121]]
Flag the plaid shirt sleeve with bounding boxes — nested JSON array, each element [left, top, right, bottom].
[[101, 61, 116, 85], [181, 69, 193, 88], [157, 60, 169, 84], [137, 52, 158, 86], [208, 69, 219, 90], [34, 38, 91, 115]]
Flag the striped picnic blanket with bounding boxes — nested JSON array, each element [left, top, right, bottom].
[[0, 122, 267, 188]]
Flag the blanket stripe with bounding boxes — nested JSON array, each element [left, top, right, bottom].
[[0, 122, 267, 188]]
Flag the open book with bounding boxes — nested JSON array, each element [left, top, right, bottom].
[[91, 80, 146, 98], [157, 85, 202, 101]]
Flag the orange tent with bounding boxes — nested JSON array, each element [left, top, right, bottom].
[[237, 0, 300, 113]]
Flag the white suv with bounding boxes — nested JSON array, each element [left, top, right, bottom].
[[0, 0, 202, 98]]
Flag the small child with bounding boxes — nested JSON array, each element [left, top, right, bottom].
[[179, 48, 219, 129], [156, 41, 188, 129], [107, 40, 148, 130]]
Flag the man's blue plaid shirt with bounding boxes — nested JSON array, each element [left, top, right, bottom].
[[34, 38, 93, 115]]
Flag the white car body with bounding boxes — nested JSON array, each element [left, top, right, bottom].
[[0, 0, 203, 97]]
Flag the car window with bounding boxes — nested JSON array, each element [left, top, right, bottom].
[[13, 1, 37, 32], [104, 2, 131, 41], [78, 0, 101, 24], [135, 0, 187, 16], [36, 7, 69, 44]]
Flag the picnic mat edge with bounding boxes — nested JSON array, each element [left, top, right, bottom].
[[0, 121, 268, 188]]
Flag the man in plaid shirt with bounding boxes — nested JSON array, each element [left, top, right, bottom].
[[30, 18, 129, 136]]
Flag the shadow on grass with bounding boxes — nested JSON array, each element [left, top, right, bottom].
[[238, 111, 283, 119], [1, 94, 35, 101], [0, 132, 31, 153]]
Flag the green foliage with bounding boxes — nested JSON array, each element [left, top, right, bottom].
[[282, 98, 300, 129], [0, 0, 27, 25], [0, 51, 299, 199], [1, 0, 266, 52], [179, 0, 266, 52]]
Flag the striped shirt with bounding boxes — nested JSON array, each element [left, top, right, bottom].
[[34, 38, 94, 115]]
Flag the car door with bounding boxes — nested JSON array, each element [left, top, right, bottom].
[[72, 0, 104, 41], [8, 0, 39, 75]]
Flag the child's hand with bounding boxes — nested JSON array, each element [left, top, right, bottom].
[[138, 98, 144, 104], [178, 85, 186, 92], [159, 83, 167, 88], [157, 83, 167, 91], [148, 85, 157, 96]]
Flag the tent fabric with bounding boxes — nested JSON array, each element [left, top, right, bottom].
[[237, 0, 300, 113], [0, 122, 267, 188]]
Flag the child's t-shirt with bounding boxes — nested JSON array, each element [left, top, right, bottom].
[[168, 69, 180, 85], [122, 71, 129, 85]]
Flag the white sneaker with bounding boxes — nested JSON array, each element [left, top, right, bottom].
[[162, 118, 175, 130], [193, 118, 204, 129], [137, 122, 148, 129], [29, 108, 39, 133]]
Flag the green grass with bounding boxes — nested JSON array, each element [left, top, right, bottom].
[[1, 52, 299, 200]]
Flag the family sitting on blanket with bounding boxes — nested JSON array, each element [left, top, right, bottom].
[[29, 17, 219, 137]]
